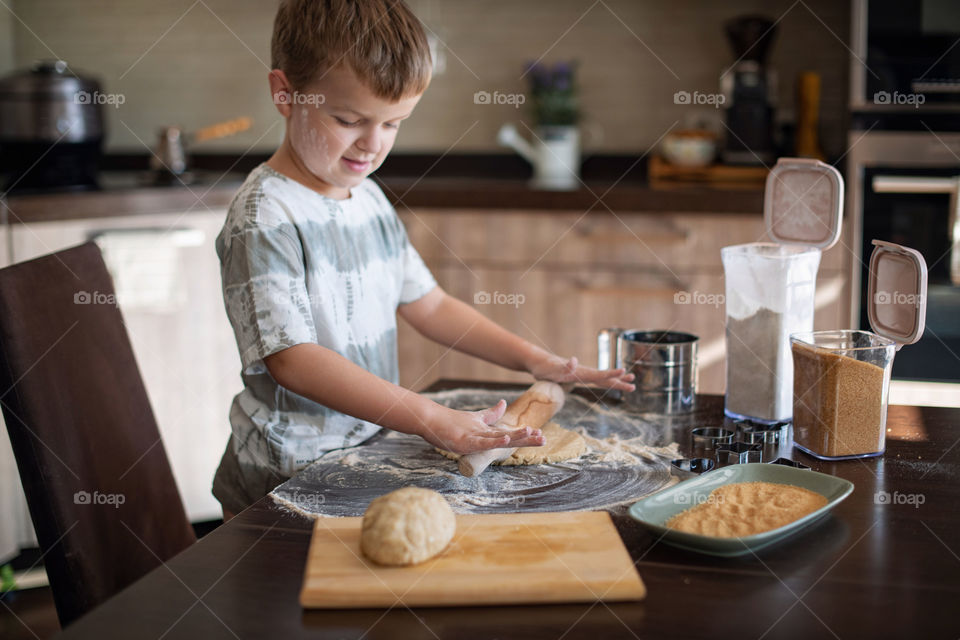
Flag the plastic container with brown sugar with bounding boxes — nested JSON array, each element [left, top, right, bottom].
[[790, 240, 928, 460]]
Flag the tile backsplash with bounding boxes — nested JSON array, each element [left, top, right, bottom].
[[2, 0, 849, 158]]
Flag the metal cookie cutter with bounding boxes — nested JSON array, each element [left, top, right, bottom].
[[691, 427, 735, 455], [767, 457, 811, 470], [714, 442, 763, 466], [735, 419, 791, 462], [670, 457, 717, 478]]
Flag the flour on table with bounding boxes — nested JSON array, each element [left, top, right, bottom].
[[269, 388, 680, 519]]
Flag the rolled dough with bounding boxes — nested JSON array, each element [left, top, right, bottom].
[[360, 487, 456, 566], [437, 422, 587, 466]]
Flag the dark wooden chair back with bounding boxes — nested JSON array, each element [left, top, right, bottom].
[[0, 242, 195, 626]]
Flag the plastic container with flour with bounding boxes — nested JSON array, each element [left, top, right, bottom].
[[721, 158, 843, 424]]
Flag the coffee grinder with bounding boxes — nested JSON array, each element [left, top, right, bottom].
[[720, 15, 778, 165]]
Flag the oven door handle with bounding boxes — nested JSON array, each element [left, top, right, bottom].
[[872, 175, 960, 286], [872, 176, 959, 194]]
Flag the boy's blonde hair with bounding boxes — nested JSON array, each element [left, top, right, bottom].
[[271, 0, 432, 101]]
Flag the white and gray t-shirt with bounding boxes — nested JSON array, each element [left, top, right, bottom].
[[216, 164, 437, 476]]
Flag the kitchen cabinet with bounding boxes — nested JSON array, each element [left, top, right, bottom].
[[397, 209, 850, 394], [8, 208, 239, 522]]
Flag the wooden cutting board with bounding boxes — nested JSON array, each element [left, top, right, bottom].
[[300, 511, 646, 608]]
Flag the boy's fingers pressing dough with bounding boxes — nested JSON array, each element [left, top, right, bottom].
[[474, 434, 509, 449], [437, 422, 585, 468], [477, 399, 507, 425], [506, 432, 546, 449], [507, 426, 544, 447], [462, 431, 543, 454], [486, 426, 543, 448], [421, 382, 562, 458], [459, 426, 544, 453], [454, 381, 565, 476]]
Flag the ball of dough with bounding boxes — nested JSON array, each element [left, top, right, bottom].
[[360, 488, 456, 566]]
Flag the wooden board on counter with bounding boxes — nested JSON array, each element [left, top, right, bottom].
[[300, 511, 646, 608], [648, 155, 768, 190]]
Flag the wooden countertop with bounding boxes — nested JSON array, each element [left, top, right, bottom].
[[1, 176, 244, 225], [375, 177, 763, 213], [2, 171, 763, 225], [54, 381, 959, 639]]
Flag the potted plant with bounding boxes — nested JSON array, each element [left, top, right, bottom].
[[497, 60, 582, 190], [526, 60, 579, 127]]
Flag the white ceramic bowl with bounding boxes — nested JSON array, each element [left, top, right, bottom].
[[660, 133, 717, 168]]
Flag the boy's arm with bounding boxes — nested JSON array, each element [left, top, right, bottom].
[[263, 343, 545, 454], [398, 287, 635, 391]]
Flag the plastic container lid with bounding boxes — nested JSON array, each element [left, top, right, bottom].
[[763, 157, 843, 250], [866, 239, 928, 348]]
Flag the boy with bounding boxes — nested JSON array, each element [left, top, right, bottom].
[[212, 0, 634, 520]]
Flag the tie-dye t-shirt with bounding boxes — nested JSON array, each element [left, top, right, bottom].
[[216, 164, 436, 476]]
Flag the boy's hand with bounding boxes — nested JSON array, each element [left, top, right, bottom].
[[419, 400, 546, 455], [529, 354, 636, 392]]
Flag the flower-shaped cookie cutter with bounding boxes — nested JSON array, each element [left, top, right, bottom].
[[735, 419, 791, 461]]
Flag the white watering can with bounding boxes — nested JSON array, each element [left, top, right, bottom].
[[497, 123, 581, 191]]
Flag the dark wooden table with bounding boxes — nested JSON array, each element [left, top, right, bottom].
[[56, 381, 960, 639]]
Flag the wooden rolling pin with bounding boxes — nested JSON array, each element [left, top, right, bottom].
[[192, 117, 253, 143], [458, 381, 566, 477]]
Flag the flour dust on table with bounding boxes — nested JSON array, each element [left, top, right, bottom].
[[270, 388, 680, 518]]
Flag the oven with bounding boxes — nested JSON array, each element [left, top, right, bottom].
[[851, 0, 960, 111], [847, 131, 960, 382]]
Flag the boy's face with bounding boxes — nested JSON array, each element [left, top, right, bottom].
[[271, 65, 423, 199]]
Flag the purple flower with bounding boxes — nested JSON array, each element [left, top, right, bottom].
[[553, 63, 573, 92], [524, 59, 579, 125]]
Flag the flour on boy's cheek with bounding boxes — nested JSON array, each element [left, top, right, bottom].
[[287, 104, 362, 193], [293, 107, 330, 176]]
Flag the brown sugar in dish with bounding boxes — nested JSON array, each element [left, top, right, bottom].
[[791, 341, 886, 458], [665, 481, 828, 537]]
